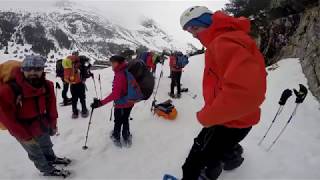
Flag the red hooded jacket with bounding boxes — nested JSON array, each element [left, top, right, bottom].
[[0, 67, 58, 141], [196, 12, 267, 128], [169, 56, 182, 72], [101, 63, 134, 108], [146, 53, 156, 71]]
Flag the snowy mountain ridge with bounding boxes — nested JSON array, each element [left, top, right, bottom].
[[0, 1, 196, 62]]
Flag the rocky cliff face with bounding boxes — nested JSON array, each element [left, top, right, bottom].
[[277, 6, 320, 101]]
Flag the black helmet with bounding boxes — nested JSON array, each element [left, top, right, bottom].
[[110, 55, 126, 63]]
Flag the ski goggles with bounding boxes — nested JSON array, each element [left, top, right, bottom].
[[22, 66, 45, 72]]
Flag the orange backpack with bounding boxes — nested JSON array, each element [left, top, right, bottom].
[[0, 60, 22, 130], [153, 100, 178, 121]]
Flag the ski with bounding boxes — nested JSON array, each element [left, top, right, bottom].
[[163, 174, 179, 180], [59, 101, 72, 107], [51, 157, 72, 167], [44, 169, 72, 178]]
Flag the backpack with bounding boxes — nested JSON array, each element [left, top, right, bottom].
[[127, 60, 155, 100], [0, 60, 21, 130], [153, 100, 177, 120], [115, 70, 144, 105], [79, 56, 92, 80], [140, 52, 149, 64], [176, 55, 189, 69], [115, 60, 155, 105], [115, 60, 155, 104], [0, 60, 50, 130], [56, 59, 64, 78]]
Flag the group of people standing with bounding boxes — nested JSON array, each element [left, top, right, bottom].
[[0, 6, 268, 180]]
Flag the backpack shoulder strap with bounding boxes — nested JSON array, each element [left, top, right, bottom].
[[8, 80, 23, 106]]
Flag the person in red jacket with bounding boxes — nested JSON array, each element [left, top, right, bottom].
[[169, 52, 183, 98], [91, 55, 134, 148], [0, 55, 70, 177], [179, 7, 267, 179]]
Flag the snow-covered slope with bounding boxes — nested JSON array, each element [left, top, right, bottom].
[[0, 2, 196, 62], [0, 55, 320, 179]]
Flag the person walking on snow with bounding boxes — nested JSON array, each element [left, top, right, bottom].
[[169, 52, 183, 98], [63, 52, 89, 119], [179, 6, 267, 180], [0, 55, 70, 177], [91, 55, 134, 148]]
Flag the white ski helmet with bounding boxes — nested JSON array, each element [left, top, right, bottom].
[[180, 6, 212, 30]]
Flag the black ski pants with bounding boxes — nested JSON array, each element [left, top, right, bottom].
[[170, 71, 182, 95], [61, 79, 70, 101], [70, 82, 87, 114], [182, 125, 252, 180], [113, 107, 133, 140]]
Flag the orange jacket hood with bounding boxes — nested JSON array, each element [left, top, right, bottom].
[[197, 11, 251, 47]]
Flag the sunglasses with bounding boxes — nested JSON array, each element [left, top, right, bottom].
[[22, 67, 44, 72]]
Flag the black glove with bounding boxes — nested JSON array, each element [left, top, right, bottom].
[[55, 82, 61, 89], [294, 84, 308, 103], [279, 89, 292, 105], [91, 98, 102, 109]]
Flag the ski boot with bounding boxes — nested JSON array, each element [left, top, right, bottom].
[[50, 157, 72, 166], [169, 92, 175, 98], [81, 109, 89, 118], [72, 112, 79, 119], [43, 168, 71, 178], [110, 134, 122, 148], [72, 109, 79, 119], [176, 93, 181, 99], [123, 134, 132, 148], [199, 163, 223, 180], [222, 144, 244, 171], [63, 98, 72, 106]]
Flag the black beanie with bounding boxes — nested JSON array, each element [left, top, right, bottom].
[[110, 55, 125, 63]]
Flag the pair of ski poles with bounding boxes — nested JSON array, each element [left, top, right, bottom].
[[83, 74, 103, 150], [258, 84, 308, 151]]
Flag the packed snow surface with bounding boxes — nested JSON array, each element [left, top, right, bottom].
[[0, 54, 320, 179]]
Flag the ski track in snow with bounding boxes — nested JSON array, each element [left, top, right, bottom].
[[0, 54, 320, 179]]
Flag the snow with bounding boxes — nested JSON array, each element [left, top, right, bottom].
[[0, 55, 320, 179]]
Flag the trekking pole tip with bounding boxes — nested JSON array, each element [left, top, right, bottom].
[[82, 146, 88, 150]]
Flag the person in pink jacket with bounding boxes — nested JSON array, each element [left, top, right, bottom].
[[91, 55, 134, 147]]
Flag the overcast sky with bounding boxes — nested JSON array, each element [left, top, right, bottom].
[[0, 0, 228, 47]]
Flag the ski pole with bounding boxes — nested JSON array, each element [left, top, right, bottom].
[[91, 75, 98, 98], [267, 104, 299, 151], [258, 89, 292, 145], [98, 74, 102, 99], [55, 82, 61, 96], [109, 105, 114, 121], [82, 108, 95, 150], [267, 84, 308, 151], [151, 63, 164, 112], [55, 82, 61, 137]]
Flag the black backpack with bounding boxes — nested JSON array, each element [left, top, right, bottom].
[[127, 60, 155, 100], [79, 56, 92, 80], [56, 59, 64, 78]]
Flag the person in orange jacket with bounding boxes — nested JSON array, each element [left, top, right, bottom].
[[179, 7, 267, 179], [62, 52, 89, 119]]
